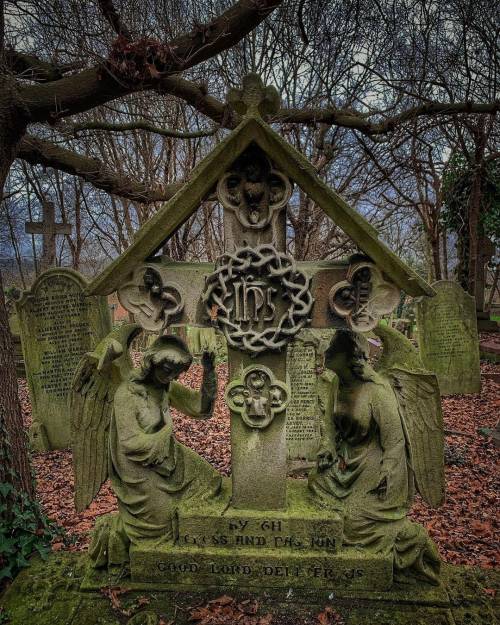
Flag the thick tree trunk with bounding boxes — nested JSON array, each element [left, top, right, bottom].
[[430, 233, 442, 282], [467, 167, 482, 305], [467, 118, 490, 312], [0, 270, 33, 500], [0, 75, 33, 503]]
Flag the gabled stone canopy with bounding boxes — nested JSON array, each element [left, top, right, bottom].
[[86, 75, 434, 298]]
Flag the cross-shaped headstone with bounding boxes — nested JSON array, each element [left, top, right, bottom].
[[25, 201, 72, 271], [116, 76, 402, 512]]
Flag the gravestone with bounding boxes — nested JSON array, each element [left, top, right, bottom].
[[16, 268, 111, 450], [286, 329, 336, 469], [25, 200, 72, 271], [417, 280, 481, 395], [75, 75, 440, 596], [8, 310, 26, 378]]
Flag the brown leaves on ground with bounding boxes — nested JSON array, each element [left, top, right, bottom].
[[100, 586, 151, 617], [317, 606, 344, 625], [409, 361, 500, 569], [188, 595, 272, 625], [18, 356, 499, 567]]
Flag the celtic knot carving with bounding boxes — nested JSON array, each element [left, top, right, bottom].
[[202, 244, 314, 354]]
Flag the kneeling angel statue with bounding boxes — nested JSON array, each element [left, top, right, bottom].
[[70, 325, 221, 568], [309, 325, 444, 585]]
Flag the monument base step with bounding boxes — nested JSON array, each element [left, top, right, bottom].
[[1, 553, 497, 625], [175, 478, 343, 553], [81, 479, 385, 593], [124, 544, 393, 592]]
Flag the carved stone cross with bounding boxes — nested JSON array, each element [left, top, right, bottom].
[[214, 144, 293, 509], [227, 73, 281, 118], [25, 201, 72, 271]]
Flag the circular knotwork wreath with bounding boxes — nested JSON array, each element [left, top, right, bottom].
[[202, 244, 314, 354]]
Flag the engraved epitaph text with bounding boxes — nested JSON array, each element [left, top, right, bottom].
[[17, 269, 111, 449]]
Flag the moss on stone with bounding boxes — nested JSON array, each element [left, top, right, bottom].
[[1, 554, 497, 625]]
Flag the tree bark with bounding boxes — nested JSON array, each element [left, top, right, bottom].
[[467, 119, 489, 311], [0, 267, 33, 500], [0, 75, 33, 502], [430, 232, 442, 282]]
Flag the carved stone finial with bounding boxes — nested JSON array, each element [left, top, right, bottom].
[[227, 73, 280, 118]]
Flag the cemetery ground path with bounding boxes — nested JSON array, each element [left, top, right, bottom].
[[18, 360, 499, 569]]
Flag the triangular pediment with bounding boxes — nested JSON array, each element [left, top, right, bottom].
[[86, 113, 433, 298]]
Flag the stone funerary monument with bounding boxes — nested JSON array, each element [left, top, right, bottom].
[[417, 280, 481, 395], [69, 76, 446, 595], [16, 268, 111, 450]]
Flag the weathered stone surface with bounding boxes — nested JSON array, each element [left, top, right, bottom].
[[177, 479, 342, 553], [8, 311, 26, 377], [286, 329, 336, 468], [186, 325, 218, 356], [310, 328, 444, 585], [2, 554, 497, 625], [65, 76, 442, 599], [129, 543, 393, 591], [72, 331, 222, 556], [123, 480, 359, 592], [417, 280, 481, 395], [480, 335, 500, 363], [16, 268, 111, 450]]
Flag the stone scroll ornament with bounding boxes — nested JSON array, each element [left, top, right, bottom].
[[328, 262, 400, 331], [226, 365, 290, 429], [202, 243, 314, 354], [217, 147, 293, 230], [118, 265, 184, 332]]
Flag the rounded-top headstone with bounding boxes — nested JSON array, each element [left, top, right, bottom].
[[417, 280, 481, 395]]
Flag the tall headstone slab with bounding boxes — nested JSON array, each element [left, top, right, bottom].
[[417, 280, 481, 395], [16, 268, 112, 450], [286, 329, 336, 469]]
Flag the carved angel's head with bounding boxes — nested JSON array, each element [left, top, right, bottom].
[[137, 335, 192, 388], [325, 330, 372, 382]]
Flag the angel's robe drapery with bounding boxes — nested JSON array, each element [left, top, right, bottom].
[[110, 379, 221, 544], [309, 375, 440, 582]]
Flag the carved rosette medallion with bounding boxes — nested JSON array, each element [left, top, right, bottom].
[[202, 244, 314, 354], [226, 365, 290, 429], [217, 146, 292, 230], [118, 265, 184, 332], [328, 262, 400, 332]]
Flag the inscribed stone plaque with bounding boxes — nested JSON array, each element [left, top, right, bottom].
[[286, 329, 336, 467], [16, 268, 112, 450], [417, 280, 481, 395], [130, 544, 393, 591]]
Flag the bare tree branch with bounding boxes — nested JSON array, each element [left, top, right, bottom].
[[17, 135, 182, 203], [274, 101, 500, 135], [67, 119, 218, 139], [4, 50, 83, 82], [156, 75, 239, 128], [20, 0, 283, 123], [97, 0, 132, 39]]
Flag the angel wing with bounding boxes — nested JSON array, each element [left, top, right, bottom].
[[374, 324, 445, 508], [70, 323, 142, 512]]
